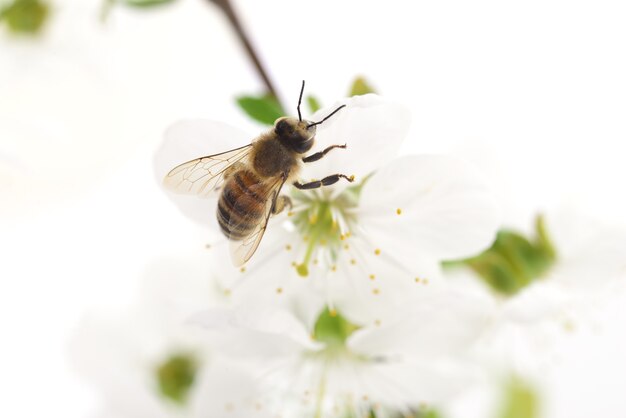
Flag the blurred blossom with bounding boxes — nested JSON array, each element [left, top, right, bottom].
[[0, 0, 49, 35], [71, 253, 222, 417], [442, 209, 626, 418], [189, 290, 490, 418], [155, 94, 500, 322]]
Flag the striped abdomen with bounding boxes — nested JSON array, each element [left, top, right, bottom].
[[217, 170, 268, 240]]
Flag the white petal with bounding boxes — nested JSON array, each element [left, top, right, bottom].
[[190, 361, 273, 418], [325, 234, 445, 325], [153, 119, 252, 225], [348, 289, 490, 359], [502, 281, 566, 323], [190, 306, 321, 361], [301, 94, 410, 188], [207, 226, 328, 329], [545, 210, 626, 292], [359, 154, 500, 261]]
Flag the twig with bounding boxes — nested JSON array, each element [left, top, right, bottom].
[[208, 0, 282, 107]]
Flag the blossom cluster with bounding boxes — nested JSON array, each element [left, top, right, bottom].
[[73, 94, 626, 418]]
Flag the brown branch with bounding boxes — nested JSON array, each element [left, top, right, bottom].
[[208, 0, 281, 106]]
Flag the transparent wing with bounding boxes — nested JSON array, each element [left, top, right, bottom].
[[163, 145, 252, 197], [229, 175, 289, 266]]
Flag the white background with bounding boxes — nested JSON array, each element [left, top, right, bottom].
[[1, 0, 625, 417]]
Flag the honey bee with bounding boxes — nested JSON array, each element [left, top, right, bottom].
[[163, 81, 353, 266]]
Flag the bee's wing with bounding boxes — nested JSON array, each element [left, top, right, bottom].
[[229, 174, 289, 266], [163, 144, 252, 197]]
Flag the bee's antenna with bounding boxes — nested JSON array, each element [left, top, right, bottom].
[[297, 80, 305, 122], [307, 104, 346, 128]]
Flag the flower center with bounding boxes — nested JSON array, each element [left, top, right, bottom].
[[155, 353, 197, 404], [312, 307, 360, 350], [289, 185, 361, 277]]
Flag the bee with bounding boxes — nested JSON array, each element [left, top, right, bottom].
[[163, 81, 353, 266]]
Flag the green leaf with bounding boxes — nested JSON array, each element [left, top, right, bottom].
[[1, 0, 49, 35], [155, 353, 197, 405], [497, 379, 538, 418], [446, 213, 557, 296], [307, 95, 322, 113], [236, 94, 284, 125], [349, 76, 376, 96]]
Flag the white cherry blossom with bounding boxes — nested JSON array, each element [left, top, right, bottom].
[[189, 290, 490, 418], [70, 252, 221, 418], [155, 94, 500, 321]]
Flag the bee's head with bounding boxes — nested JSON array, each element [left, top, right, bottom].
[[275, 117, 316, 154], [275, 81, 347, 154]]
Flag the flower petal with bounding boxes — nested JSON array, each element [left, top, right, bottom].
[[545, 210, 626, 292], [348, 289, 490, 359], [358, 154, 500, 261], [301, 94, 410, 188]]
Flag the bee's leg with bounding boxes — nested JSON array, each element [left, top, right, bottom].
[[302, 144, 347, 163], [272, 195, 293, 215], [293, 174, 354, 190]]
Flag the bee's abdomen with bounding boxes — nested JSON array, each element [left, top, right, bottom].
[[217, 170, 267, 240]]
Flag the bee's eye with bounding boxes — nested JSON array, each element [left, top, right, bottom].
[[275, 120, 291, 135]]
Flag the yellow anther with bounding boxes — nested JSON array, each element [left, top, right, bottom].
[[223, 289, 232, 296], [320, 239, 327, 246], [414, 277, 420, 283], [329, 309, 337, 317], [422, 278, 429, 285], [287, 211, 294, 217], [374, 248, 381, 256], [374, 319, 381, 326], [396, 208, 402, 215], [331, 265, 337, 272], [276, 287, 283, 294], [240, 267, 246, 273], [291, 261, 297, 267], [372, 288, 380, 295], [369, 274, 376, 280], [303, 235, 309, 242], [350, 259, 357, 265], [309, 214, 318, 224], [362, 395, 369, 401], [344, 244, 350, 250], [285, 244, 292, 251], [346, 231, 352, 238], [340, 234, 345, 241], [349, 175, 355, 181], [313, 259, 319, 265]]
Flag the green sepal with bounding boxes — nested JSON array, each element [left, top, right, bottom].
[[312, 307, 360, 349], [155, 353, 198, 405], [236, 94, 284, 125], [498, 378, 539, 418], [449, 214, 557, 296], [349, 76, 376, 96], [1, 0, 49, 35]]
